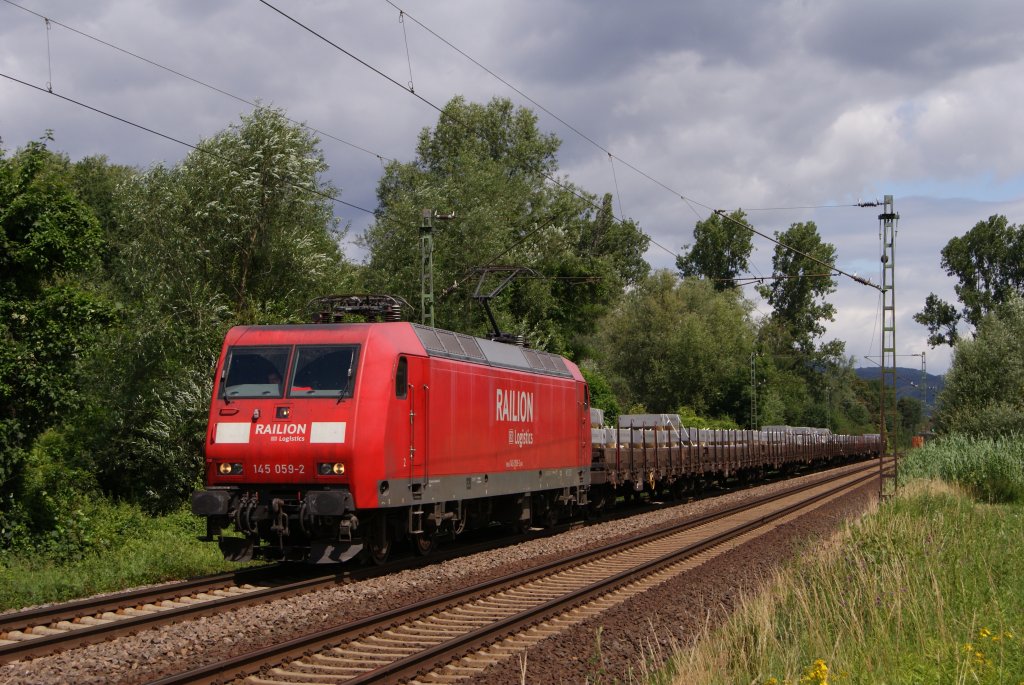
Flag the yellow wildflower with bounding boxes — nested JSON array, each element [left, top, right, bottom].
[[799, 659, 830, 685]]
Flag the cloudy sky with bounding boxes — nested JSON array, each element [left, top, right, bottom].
[[4, 0, 1024, 375]]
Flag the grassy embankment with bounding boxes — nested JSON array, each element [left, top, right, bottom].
[[0, 502, 243, 611], [658, 435, 1024, 684]]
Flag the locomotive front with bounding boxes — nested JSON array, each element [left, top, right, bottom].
[[192, 324, 371, 562]]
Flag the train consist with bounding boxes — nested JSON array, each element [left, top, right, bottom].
[[191, 302, 881, 564]]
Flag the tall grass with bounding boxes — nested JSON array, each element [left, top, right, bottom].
[[899, 434, 1024, 503], [665, 480, 1024, 684]]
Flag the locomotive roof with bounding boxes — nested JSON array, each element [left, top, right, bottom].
[[223, 322, 575, 380], [410, 323, 573, 379]]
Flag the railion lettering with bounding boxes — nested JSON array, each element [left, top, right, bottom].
[[254, 423, 308, 436], [495, 388, 534, 423]]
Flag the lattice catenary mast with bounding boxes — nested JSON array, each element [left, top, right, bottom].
[[878, 195, 899, 498]]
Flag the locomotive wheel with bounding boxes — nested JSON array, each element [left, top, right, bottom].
[[412, 531, 436, 556], [367, 529, 392, 565]]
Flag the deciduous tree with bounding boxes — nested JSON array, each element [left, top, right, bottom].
[[75, 108, 351, 509], [361, 96, 648, 356], [595, 271, 753, 416], [914, 215, 1024, 347], [676, 209, 753, 290], [0, 139, 109, 509], [756, 221, 837, 354], [933, 295, 1024, 436]]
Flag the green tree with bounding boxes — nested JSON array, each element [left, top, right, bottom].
[[74, 107, 350, 509], [595, 271, 753, 417], [0, 139, 110, 523], [897, 396, 924, 438], [676, 209, 754, 291], [579, 362, 620, 426], [914, 215, 1024, 347], [932, 295, 1024, 436], [360, 96, 648, 356], [755, 221, 837, 354]]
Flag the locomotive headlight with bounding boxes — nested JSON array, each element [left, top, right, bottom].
[[218, 462, 243, 475], [318, 462, 346, 476]]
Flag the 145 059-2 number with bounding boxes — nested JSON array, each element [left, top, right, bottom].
[[254, 463, 305, 475]]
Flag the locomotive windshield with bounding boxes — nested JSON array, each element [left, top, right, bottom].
[[220, 344, 359, 399], [288, 345, 359, 399], [222, 346, 290, 398]]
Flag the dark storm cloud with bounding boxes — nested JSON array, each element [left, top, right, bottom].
[[496, 0, 784, 85]]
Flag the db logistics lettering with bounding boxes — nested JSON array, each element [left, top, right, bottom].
[[508, 429, 534, 448]]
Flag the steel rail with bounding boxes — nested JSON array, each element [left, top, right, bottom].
[[0, 566, 278, 635], [0, 569, 346, 665]]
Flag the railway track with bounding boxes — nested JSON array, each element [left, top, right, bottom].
[[0, 459, 857, 668], [0, 506, 618, 665], [0, 564, 347, 665], [149, 459, 886, 685]]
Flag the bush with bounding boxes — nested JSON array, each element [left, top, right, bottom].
[[0, 428, 157, 560], [0, 501, 240, 610]]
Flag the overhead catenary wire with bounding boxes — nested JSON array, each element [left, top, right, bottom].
[[712, 210, 880, 291], [0, 1, 636, 292], [376, 1, 879, 294], [256, 0, 682, 263], [1, 0, 393, 164], [387, 0, 864, 217], [1, 0, 892, 386], [719, 273, 838, 286], [6, 0, 875, 312], [256, 0, 888, 366], [8, 0, 859, 280], [398, 11, 415, 92], [0, 71, 377, 217]]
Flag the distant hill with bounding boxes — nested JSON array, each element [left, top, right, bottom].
[[855, 366, 945, 412]]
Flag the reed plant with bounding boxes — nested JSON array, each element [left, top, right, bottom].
[[899, 434, 1024, 503]]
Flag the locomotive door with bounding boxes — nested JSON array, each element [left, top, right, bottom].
[[405, 355, 430, 498], [578, 382, 590, 468]]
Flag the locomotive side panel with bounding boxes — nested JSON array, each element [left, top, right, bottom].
[[374, 356, 586, 508]]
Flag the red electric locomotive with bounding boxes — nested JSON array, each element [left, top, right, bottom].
[[191, 315, 591, 563]]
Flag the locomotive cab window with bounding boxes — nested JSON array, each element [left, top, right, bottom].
[[222, 346, 290, 398], [288, 345, 359, 399], [395, 356, 408, 398]]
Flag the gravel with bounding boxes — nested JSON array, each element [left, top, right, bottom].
[[0, 462, 875, 685]]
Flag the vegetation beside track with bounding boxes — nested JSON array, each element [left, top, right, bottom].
[[0, 503, 243, 611], [660, 436, 1024, 684]]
